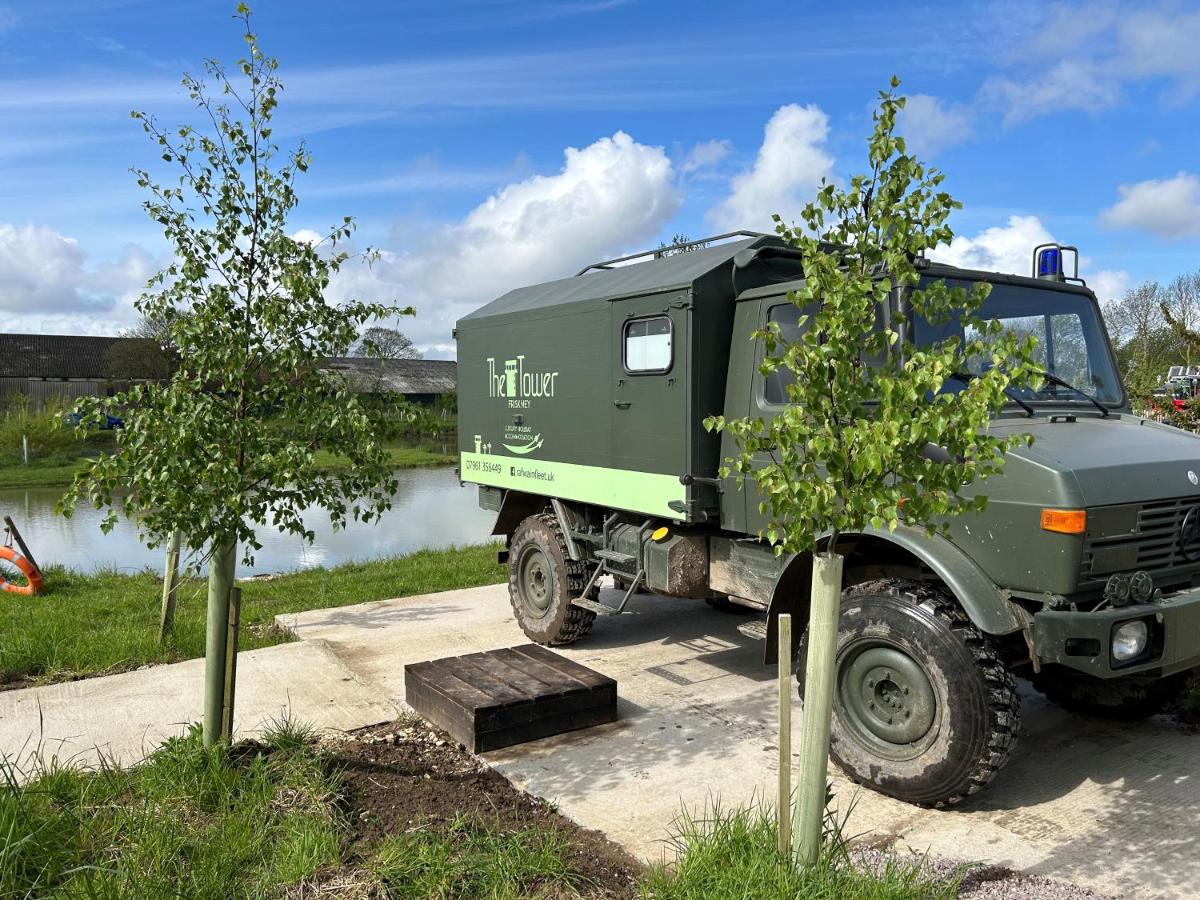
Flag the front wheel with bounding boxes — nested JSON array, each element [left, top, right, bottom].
[[507, 514, 595, 646], [798, 579, 1020, 807]]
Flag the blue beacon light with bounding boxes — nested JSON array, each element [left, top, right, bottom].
[[1036, 246, 1061, 278]]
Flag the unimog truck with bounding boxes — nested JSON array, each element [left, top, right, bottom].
[[455, 232, 1200, 806]]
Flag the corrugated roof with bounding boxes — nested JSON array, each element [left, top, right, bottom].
[[460, 236, 778, 322], [321, 358, 457, 395], [0, 333, 140, 379]]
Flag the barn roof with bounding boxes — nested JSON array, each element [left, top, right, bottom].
[[321, 357, 457, 395], [0, 333, 139, 379]]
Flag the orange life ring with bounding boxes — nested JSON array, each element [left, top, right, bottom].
[[0, 546, 43, 595]]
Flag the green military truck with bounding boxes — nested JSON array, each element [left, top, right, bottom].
[[455, 232, 1200, 806]]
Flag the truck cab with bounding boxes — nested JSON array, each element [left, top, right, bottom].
[[456, 233, 1200, 807]]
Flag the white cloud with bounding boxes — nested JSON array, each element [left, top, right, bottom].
[[1090, 269, 1131, 303], [932, 214, 1130, 299], [897, 94, 972, 157], [291, 228, 323, 246], [1100, 172, 1200, 238], [986, 2, 1200, 124], [931, 215, 1056, 276], [323, 131, 681, 355], [984, 60, 1119, 125], [708, 104, 834, 233], [681, 139, 731, 173], [0, 225, 152, 329]]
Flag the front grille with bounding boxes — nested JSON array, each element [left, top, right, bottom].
[[1081, 496, 1200, 583]]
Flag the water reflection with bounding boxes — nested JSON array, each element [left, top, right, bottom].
[[0, 467, 494, 575]]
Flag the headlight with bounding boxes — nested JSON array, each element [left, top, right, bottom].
[[1111, 620, 1149, 662]]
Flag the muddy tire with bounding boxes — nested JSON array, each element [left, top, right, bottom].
[[508, 514, 595, 646], [797, 579, 1020, 807], [1032, 667, 1192, 719]]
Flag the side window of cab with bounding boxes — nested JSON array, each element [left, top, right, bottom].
[[762, 303, 809, 405]]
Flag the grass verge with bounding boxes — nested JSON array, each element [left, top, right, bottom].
[[0, 442, 456, 488], [0, 543, 504, 689], [641, 801, 959, 899], [1, 719, 963, 899]]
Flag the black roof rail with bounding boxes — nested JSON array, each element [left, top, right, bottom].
[[574, 230, 770, 277]]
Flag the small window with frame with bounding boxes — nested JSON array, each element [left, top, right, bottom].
[[763, 302, 810, 404], [623, 316, 673, 374]]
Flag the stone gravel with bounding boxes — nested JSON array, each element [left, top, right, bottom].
[[854, 848, 1114, 899]]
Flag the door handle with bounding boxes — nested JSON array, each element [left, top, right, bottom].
[[614, 400, 632, 409]]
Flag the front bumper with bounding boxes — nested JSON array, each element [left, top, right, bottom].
[[1033, 587, 1200, 678]]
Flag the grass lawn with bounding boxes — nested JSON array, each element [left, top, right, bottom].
[[0, 543, 504, 689], [1, 720, 961, 899], [0, 440, 456, 489]]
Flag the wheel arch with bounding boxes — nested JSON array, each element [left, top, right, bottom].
[[764, 525, 1025, 665]]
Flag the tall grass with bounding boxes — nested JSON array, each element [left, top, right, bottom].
[[0, 544, 505, 688], [368, 818, 581, 899], [0, 725, 342, 898], [640, 801, 960, 900], [0, 395, 85, 467]]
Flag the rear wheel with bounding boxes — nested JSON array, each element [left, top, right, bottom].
[[508, 514, 595, 646], [798, 579, 1020, 807], [1032, 667, 1193, 719]]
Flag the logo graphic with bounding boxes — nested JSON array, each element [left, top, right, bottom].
[[1188, 470, 1198, 486], [487, 356, 558, 408], [502, 433, 544, 455], [485, 354, 558, 457]]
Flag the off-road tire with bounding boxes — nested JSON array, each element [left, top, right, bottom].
[[508, 514, 595, 646], [797, 579, 1020, 808], [1032, 667, 1192, 719]]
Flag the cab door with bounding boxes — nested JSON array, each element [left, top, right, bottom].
[[744, 297, 813, 538], [612, 294, 688, 486]]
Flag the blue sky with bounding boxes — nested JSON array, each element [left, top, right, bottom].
[[2, 0, 1199, 356]]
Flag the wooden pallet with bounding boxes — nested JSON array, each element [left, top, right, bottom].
[[404, 644, 618, 752]]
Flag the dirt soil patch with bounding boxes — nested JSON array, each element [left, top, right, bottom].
[[323, 719, 643, 898]]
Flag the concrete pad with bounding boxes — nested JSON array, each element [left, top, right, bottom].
[[0, 639, 397, 776], [281, 583, 1200, 900]]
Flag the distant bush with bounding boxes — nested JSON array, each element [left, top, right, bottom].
[[0, 396, 83, 465]]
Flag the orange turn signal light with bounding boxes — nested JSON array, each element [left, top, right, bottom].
[[1041, 508, 1086, 535]]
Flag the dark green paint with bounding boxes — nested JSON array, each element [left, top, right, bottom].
[[458, 238, 1200, 683]]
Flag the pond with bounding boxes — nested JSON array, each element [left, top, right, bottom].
[[0, 467, 495, 575]]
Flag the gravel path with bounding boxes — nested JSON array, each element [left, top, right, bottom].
[[854, 848, 1114, 899]]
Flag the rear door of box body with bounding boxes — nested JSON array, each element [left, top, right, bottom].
[[611, 291, 690, 519]]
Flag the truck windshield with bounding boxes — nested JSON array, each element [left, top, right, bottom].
[[912, 282, 1123, 407]]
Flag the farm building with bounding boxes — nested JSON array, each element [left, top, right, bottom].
[[0, 333, 160, 410], [319, 357, 457, 403], [0, 333, 458, 409]]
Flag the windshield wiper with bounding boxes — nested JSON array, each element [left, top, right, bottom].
[[947, 372, 1036, 418], [1036, 371, 1110, 418]]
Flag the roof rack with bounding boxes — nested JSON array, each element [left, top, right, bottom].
[[574, 231, 769, 277]]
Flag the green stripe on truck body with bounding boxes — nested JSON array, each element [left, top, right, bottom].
[[460, 452, 687, 520]]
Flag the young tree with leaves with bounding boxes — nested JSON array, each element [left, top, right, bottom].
[[60, 6, 411, 746], [706, 80, 1039, 864]]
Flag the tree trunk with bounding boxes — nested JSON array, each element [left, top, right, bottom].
[[203, 539, 237, 747], [794, 551, 844, 866]]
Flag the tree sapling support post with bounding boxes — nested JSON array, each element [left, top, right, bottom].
[[221, 585, 242, 744], [777, 612, 793, 861], [794, 552, 843, 866], [203, 540, 236, 747], [158, 530, 182, 643]]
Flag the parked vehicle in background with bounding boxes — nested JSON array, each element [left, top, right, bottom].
[[456, 232, 1200, 807]]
